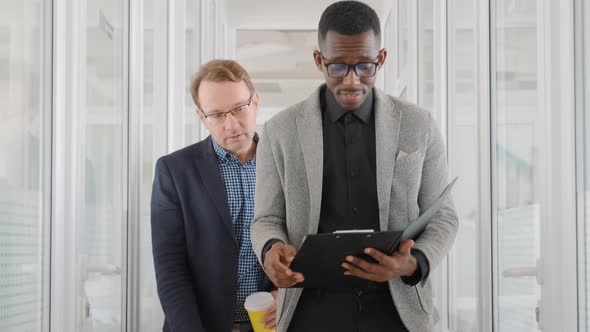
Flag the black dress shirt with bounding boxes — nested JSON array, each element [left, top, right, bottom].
[[318, 86, 380, 233]]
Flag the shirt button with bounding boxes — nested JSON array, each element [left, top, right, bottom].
[[352, 208, 359, 215], [350, 170, 358, 177]]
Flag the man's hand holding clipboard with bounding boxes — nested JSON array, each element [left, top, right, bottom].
[[263, 242, 305, 288], [341, 237, 418, 283], [344, 176, 460, 282]]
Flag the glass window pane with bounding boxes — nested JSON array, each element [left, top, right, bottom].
[[448, 0, 478, 330], [418, 0, 434, 110], [383, 12, 396, 95], [398, 0, 411, 100], [83, 1, 127, 331], [185, 0, 202, 145], [0, 1, 51, 331], [494, 1, 542, 331], [140, 0, 167, 331], [581, 0, 590, 329]]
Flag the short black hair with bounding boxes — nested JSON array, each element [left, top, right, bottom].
[[318, 1, 381, 48]]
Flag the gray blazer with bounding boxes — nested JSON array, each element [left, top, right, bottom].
[[251, 85, 458, 332]]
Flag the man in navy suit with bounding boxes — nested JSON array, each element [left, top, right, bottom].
[[151, 59, 276, 332]]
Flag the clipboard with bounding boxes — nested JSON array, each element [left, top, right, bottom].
[[289, 177, 458, 288], [289, 230, 403, 288]]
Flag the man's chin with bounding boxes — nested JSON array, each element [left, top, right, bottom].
[[337, 100, 364, 111], [336, 93, 366, 110]]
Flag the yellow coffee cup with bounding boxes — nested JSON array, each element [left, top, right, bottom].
[[244, 292, 275, 332]]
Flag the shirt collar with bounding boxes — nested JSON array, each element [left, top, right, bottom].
[[324, 87, 374, 124], [211, 133, 258, 164]]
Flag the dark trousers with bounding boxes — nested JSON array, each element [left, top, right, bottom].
[[287, 285, 409, 332]]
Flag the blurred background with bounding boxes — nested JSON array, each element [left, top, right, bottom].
[[0, 0, 587, 331]]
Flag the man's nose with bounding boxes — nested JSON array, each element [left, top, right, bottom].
[[342, 66, 360, 85], [224, 113, 240, 130]]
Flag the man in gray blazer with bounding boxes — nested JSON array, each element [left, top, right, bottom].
[[251, 1, 458, 331]]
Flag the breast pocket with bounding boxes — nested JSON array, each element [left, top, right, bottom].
[[393, 151, 423, 184]]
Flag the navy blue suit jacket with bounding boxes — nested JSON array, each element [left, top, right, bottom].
[[151, 136, 271, 332]]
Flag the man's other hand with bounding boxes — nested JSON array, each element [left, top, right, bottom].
[[263, 242, 304, 287]]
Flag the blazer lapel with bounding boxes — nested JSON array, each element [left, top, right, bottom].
[[374, 89, 401, 231], [194, 137, 237, 249], [296, 88, 324, 234]]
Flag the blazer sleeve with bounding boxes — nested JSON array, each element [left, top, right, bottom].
[[411, 112, 459, 284], [151, 158, 206, 332], [251, 123, 290, 264]]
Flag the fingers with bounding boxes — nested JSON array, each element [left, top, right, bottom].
[[265, 255, 303, 287], [344, 256, 380, 274], [342, 252, 400, 282], [260, 312, 277, 330], [341, 261, 376, 281], [265, 244, 292, 270], [270, 243, 297, 266], [398, 239, 415, 254], [264, 243, 304, 287], [342, 243, 418, 282], [261, 302, 277, 329], [265, 319, 277, 330], [363, 248, 388, 263], [281, 244, 298, 259], [264, 302, 277, 315], [267, 252, 293, 275]]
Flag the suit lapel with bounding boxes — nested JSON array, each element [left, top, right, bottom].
[[296, 88, 324, 234], [194, 137, 238, 249], [374, 89, 401, 231]]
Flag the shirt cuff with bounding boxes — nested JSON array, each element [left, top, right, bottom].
[[261, 239, 284, 264], [401, 249, 430, 286]]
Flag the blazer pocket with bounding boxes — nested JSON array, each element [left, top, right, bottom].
[[414, 282, 433, 314]]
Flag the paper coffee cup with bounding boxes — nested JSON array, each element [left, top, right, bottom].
[[244, 292, 275, 332]]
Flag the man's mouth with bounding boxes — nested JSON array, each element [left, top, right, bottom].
[[340, 90, 364, 102]]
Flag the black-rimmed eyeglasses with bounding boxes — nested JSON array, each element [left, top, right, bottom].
[[321, 56, 380, 78]]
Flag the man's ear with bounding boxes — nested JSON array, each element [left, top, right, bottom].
[[378, 48, 388, 69], [313, 50, 323, 72], [252, 91, 260, 111]]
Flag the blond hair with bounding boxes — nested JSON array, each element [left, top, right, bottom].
[[190, 59, 255, 109]]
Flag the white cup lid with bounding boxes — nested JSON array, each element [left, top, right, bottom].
[[244, 292, 274, 311]]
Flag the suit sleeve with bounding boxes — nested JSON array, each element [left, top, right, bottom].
[[401, 249, 429, 286], [251, 123, 290, 264], [151, 158, 206, 331], [411, 112, 459, 284]]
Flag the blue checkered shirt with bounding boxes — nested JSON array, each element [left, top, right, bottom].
[[212, 138, 264, 322]]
